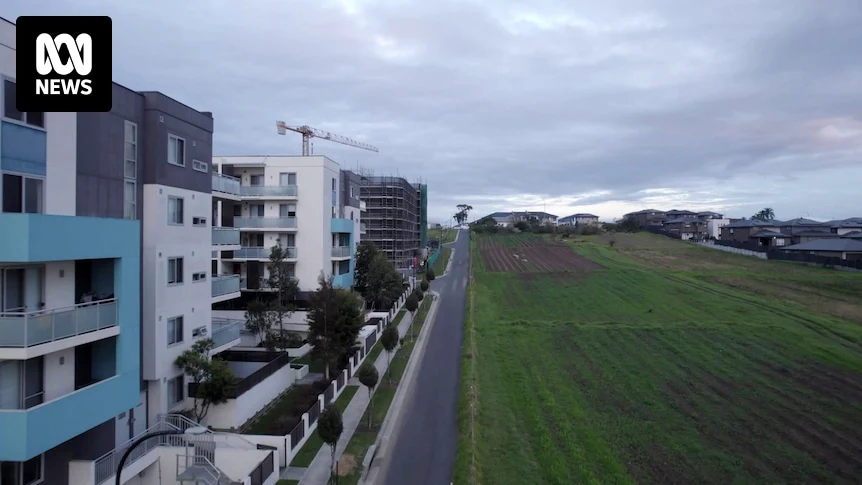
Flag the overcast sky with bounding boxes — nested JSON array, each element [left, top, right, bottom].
[[6, 0, 861, 223]]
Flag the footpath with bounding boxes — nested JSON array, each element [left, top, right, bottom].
[[286, 309, 416, 484]]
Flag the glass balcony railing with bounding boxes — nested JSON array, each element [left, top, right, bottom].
[[359, 201, 367, 211], [360, 223, 367, 234], [212, 319, 242, 348], [212, 173, 241, 195], [233, 247, 297, 259], [212, 227, 240, 245], [331, 246, 351, 258], [234, 217, 297, 229], [212, 275, 240, 298], [0, 299, 118, 347], [240, 185, 298, 197]]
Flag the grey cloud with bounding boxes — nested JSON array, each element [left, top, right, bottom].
[[3, 0, 861, 222]]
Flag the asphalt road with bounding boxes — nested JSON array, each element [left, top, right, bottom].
[[380, 229, 470, 485]]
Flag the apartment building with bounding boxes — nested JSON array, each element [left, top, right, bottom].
[[0, 19, 142, 484], [360, 176, 427, 267], [211, 155, 360, 295]]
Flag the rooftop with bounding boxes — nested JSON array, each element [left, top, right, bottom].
[[782, 239, 862, 252]]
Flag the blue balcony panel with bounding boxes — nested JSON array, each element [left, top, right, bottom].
[[330, 218, 354, 234], [333, 272, 354, 289]]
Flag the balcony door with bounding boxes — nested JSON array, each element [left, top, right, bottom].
[[249, 204, 265, 218], [1, 267, 43, 313]]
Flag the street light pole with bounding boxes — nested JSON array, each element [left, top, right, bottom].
[[115, 426, 208, 485]]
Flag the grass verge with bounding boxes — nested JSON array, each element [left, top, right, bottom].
[[338, 296, 435, 484], [276, 480, 299, 485], [434, 246, 453, 275], [289, 385, 359, 467], [453, 244, 479, 484]]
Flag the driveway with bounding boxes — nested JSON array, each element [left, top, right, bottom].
[[380, 229, 470, 485]]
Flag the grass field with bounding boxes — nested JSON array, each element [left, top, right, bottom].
[[455, 231, 862, 484], [430, 228, 457, 244]]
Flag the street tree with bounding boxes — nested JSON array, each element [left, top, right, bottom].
[[404, 293, 419, 341], [426, 268, 436, 281], [381, 326, 399, 383], [174, 339, 235, 422], [356, 363, 379, 428], [266, 241, 300, 349], [420, 279, 429, 292], [317, 404, 344, 484], [307, 273, 366, 381], [365, 253, 402, 310], [413, 287, 424, 302], [353, 241, 379, 297]]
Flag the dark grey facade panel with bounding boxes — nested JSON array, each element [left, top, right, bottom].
[[140, 92, 213, 192], [341, 170, 361, 208], [43, 418, 115, 485], [76, 83, 145, 219]]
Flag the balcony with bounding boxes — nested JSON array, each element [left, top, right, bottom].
[[331, 217, 353, 233], [212, 173, 241, 197], [232, 246, 297, 260], [234, 217, 297, 230], [0, 299, 117, 348], [211, 227, 240, 246], [240, 185, 298, 198], [332, 272, 354, 289], [211, 275, 241, 301], [331, 246, 351, 258], [211, 319, 242, 350], [360, 200, 367, 211], [360, 223, 367, 234]]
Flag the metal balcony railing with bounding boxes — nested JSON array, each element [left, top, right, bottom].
[[240, 185, 298, 197], [331, 246, 351, 258], [211, 227, 240, 246], [212, 319, 242, 348], [233, 247, 297, 259], [234, 217, 297, 229], [211, 275, 240, 297], [212, 173, 241, 195], [0, 299, 117, 347]]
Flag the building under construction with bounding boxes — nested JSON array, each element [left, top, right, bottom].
[[359, 172, 428, 268]]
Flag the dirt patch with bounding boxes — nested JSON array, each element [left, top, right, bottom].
[[481, 246, 603, 273], [337, 453, 357, 475]]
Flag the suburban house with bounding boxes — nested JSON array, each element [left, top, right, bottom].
[[719, 219, 790, 247], [484, 211, 558, 227], [665, 209, 697, 219], [780, 239, 862, 261], [623, 209, 667, 228], [662, 217, 709, 240], [558, 213, 600, 226]]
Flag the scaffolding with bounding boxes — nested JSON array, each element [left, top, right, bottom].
[[359, 170, 423, 268]]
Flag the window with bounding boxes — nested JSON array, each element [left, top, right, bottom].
[[168, 196, 184, 224], [192, 160, 208, 173], [331, 178, 337, 206], [350, 184, 356, 198], [166, 375, 185, 406], [233, 204, 242, 217], [192, 272, 207, 282], [279, 204, 296, 217], [249, 175, 263, 186], [192, 216, 207, 227], [167, 316, 184, 345], [124, 180, 136, 220], [167, 257, 184, 285], [124, 121, 137, 179], [0, 454, 44, 485], [249, 204, 265, 217], [279, 172, 296, 186], [3, 80, 44, 128], [168, 135, 185, 166], [2, 174, 43, 214]]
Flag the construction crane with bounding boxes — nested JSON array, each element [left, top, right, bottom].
[[276, 121, 379, 156]]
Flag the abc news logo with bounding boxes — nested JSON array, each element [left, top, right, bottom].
[[16, 16, 112, 113]]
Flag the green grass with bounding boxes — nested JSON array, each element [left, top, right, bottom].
[[243, 384, 312, 435], [430, 228, 457, 244], [291, 354, 327, 374], [289, 385, 359, 467], [433, 246, 452, 275], [277, 480, 299, 485], [461, 232, 862, 485], [339, 296, 435, 484]]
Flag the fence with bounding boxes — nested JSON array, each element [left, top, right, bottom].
[[427, 248, 441, 269], [767, 250, 862, 270], [697, 241, 767, 259], [189, 351, 292, 399], [275, 284, 414, 465], [711, 239, 769, 253]]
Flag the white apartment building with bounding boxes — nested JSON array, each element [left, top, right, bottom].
[[212, 156, 361, 294]]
